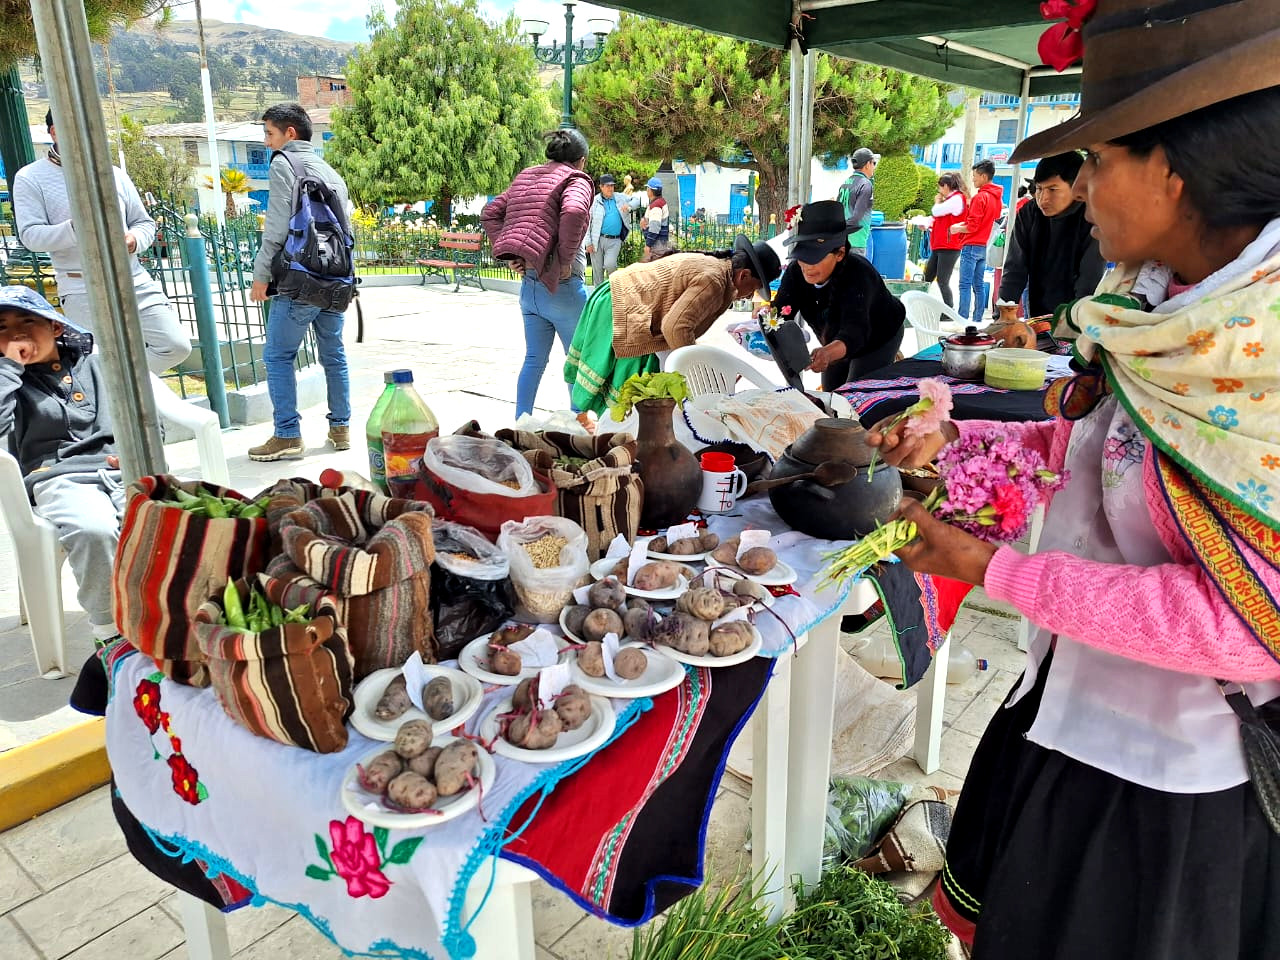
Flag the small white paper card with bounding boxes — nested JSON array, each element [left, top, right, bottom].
[[737, 528, 772, 563], [572, 583, 593, 605], [665, 522, 699, 549], [711, 604, 751, 630], [601, 631, 624, 683], [626, 539, 649, 586], [509, 628, 561, 668], [537, 662, 572, 709], [605, 534, 632, 559], [401, 651, 430, 712]]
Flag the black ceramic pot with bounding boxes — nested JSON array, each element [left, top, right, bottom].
[[767, 419, 902, 539]]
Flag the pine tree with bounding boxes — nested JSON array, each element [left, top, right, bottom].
[[325, 0, 553, 221], [574, 16, 961, 225]]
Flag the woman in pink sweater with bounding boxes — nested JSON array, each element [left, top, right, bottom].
[[871, 5, 1280, 958]]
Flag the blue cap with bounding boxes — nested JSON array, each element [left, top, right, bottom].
[[391, 369, 415, 384], [0, 285, 93, 354], [646, 177, 663, 189]]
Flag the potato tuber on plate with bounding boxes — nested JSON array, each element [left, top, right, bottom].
[[434, 740, 480, 796], [651, 611, 710, 657], [491, 624, 535, 647], [512, 676, 539, 712], [737, 546, 778, 576], [632, 561, 681, 592], [667, 537, 702, 555], [677, 587, 726, 621], [698, 532, 720, 552], [358, 750, 403, 793], [711, 538, 740, 565], [374, 673, 412, 721], [577, 641, 606, 678], [588, 577, 627, 610], [647, 535, 669, 553], [407, 745, 442, 779], [393, 718, 433, 759], [386, 771, 438, 811], [613, 647, 648, 680], [506, 707, 564, 750], [709, 621, 755, 657], [622, 604, 654, 641], [489, 647, 524, 677], [562, 604, 590, 638], [423, 676, 455, 722], [554, 685, 592, 730], [583, 607, 625, 643]]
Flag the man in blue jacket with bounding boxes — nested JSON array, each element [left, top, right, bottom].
[[586, 174, 630, 281]]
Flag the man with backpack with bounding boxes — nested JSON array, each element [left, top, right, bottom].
[[249, 102, 354, 461], [836, 147, 879, 259]]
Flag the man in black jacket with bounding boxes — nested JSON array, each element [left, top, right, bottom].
[[998, 152, 1106, 318], [772, 200, 905, 391]]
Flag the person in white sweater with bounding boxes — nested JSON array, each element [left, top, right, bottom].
[[11, 112, 191, 375]]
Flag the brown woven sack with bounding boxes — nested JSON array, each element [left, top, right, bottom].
[[266, 489, 437, 680], [494, 429, 643, 560], [113, 476, 271, 687], [193, 576, 356, 753]]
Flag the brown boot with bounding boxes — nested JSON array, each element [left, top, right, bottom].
[[248, 435, 305, 461], [328, 426, 351, 451]]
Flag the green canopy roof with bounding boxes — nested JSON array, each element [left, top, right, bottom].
[[598, 1, 1079, 95]]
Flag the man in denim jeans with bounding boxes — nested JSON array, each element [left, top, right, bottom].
[[247, 102, 352, 461], [950, 160, 1004, 323]]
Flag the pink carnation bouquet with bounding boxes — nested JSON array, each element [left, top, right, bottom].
[[821, 412, 1068, 588]]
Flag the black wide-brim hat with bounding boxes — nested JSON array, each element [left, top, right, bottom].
[[1013, 0, 1280, 161], [734, 234, 782, 292], [783, 200, 849, 264]]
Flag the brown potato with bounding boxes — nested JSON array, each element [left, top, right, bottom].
[[610, 558, 629, 579], [423, 676, 455, 721], [407, 746, 442, 779], [374, 673, 412, 721], [577, 641, 606, 677], [554, 691, 592, 731], [622, 605, 653, 641], [588, 577, 627, 610], [491, 624, 535, 647], [489, 647, 523, 676], [651, 611, 710, 657], [677, 587, 726, 621], [711, 538, 740, 565], [668, 537, 701, 555], [562, 604, 590, 638], [647, 535, 669, 554], [434, 740, 480, 796], [632, 561, 680, 592], [698, 532, 721, 552], [513, 676, 539, 712], [583, 607, 625, 643], [613, 647, 648, 680], [737, 547, 778, 576], [709, 621, 755, 657], [358, 750, 403, 793], [507, 708, 563, 749], [387, 771, 438, 811], [393, 718, 433, 759]]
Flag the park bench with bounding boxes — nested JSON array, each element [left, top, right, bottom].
[[416, 231, 485, 292]]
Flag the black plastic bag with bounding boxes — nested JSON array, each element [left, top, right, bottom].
[[429, 520, 515, 660]]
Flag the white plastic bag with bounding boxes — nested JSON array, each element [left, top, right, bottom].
[[432, 519, 510, 581], [497, 516, 590, 623], [422, 435, 537, 498], [512, 410, 590, 436]]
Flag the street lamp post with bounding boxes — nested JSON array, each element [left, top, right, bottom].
[[523, 3, 612, 128]]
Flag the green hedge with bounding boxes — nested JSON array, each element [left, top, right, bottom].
[[874, 153, 922, 224]]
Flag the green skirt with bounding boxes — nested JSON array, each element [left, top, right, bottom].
[[564, 280, 660, 416]]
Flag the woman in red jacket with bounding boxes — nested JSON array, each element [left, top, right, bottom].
[[481, 129, 594, 420], [922, 173, 967, 308]]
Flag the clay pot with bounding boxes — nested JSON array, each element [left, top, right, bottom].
[[634, 398, 702, 528], [768, 419, 902, 539]]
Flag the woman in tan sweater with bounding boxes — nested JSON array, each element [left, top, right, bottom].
[[565, 235, 780, 415]]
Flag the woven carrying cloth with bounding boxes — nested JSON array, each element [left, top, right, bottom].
[[114, 476, 271, 687], [494, 428, 643, 560], [266, 489, 438, 679]]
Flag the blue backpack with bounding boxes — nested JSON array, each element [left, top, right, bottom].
[[271, 149, 355, 312]]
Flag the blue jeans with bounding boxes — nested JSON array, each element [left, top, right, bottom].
[[264, 295, 350, 438], [517, 271, 586, 417], [957, 245, 989, 323]]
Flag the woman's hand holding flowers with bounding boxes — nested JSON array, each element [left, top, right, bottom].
[[892, 499, 997, 585]]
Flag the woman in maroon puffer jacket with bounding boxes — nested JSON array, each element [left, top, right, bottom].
[[482, 129, 594, 421]]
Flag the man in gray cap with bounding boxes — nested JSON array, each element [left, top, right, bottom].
[[835, 147, 880, 259], [586, 174, 631, 281]]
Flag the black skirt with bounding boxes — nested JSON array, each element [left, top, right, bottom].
[[935, 651, 1280, 960]]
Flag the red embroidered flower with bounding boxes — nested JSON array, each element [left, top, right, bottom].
[[327, 817, 391, 899], [167, 753, 202, 805], [134, 680, 163, 734]]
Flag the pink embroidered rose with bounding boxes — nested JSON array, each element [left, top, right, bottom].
[[328, 817, 391, 899]]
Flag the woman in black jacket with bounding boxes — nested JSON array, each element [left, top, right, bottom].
[[771, 200, 906, 390]]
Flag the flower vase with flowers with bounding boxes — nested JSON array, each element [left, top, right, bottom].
[[822, 380, 1068, 588]]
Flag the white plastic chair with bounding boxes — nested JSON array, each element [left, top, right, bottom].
[[900, 291, 967, 348], [0, 374, 229, 678], [665, 344, 781, 397]]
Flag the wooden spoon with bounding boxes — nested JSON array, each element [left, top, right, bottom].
[[744, 460, 857, 495]]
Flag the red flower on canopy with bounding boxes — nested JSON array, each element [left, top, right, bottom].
[[327, 817, 391, 899], [133, 679, 163, 734], [1041, 0, 1096, 29], [1038, 0, 1096, 71], [167, 753, 202, 805]]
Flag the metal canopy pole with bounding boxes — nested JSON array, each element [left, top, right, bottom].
[[29, 0, 165, 483], [798, 49, 817, 204], [1014, 69, 1032, 191], [787, 35, 804, 208]]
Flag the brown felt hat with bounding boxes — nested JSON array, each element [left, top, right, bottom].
[[1012, 0, 1280, 162]]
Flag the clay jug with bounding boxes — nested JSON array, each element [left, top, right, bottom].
[[634, 398, 701, 527]]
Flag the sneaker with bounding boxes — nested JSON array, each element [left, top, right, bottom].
[[328, 426, 351, 451], [248, 435, 305, 461]]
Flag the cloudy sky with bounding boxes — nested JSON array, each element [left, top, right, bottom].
[[182, 1, 622, 44]]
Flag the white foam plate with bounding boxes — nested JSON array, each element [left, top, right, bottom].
[[478, 693, 616, 763], [458, 630, 571, 686], [707, 558, 798, 587], [589, 557, 689, 600], [558, 604, 654, 645], [340, 736, 495, 829], [568, 642, 686, 699], [654, 625, 764, 668], [350, 666, 484, 741], [686, 570, 777, 610]]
